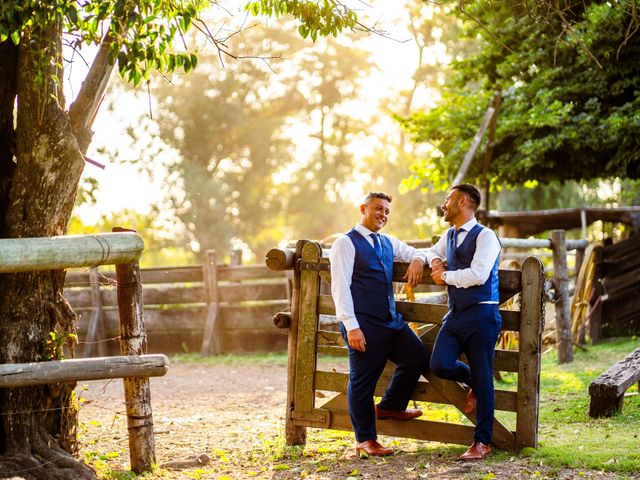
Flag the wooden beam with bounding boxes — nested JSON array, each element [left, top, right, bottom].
[[314, 370, 518, 412], [0, 354, 168, 387], [294, 242, 322, 418], [452, 103, 497, 186], [552, 230, 573, 363], [515, 256, 544, 450], [317, 295, 521, 331], [265, 248, 296, 271], [286, 240, 308, 445], [115, 259, 155, 474], [0, 232, 143, 273], [200, 250, 220, 356]]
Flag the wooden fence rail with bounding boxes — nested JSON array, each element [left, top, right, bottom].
[[66, 250, 290, 356], [0, 355, 168, 387], [0, 232, 160, 474], [266, 240, 546, 452]]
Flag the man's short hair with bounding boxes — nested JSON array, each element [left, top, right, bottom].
[[364, 192, 392, 203], [452, 184, 481, 210]]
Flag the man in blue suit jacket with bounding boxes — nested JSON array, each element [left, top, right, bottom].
[[330, 192, 430, 456], [428, 184, 502, 461]]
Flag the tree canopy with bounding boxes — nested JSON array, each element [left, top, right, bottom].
[[400, 0, 640, 190]]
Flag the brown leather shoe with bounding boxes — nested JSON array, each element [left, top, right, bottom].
[[375, 405, 423, 421], [355, 440, 393, 457], [464, 389, 476, 415], [459, 441, 491, 461]]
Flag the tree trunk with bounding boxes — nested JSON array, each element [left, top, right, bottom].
[[0, 18, 95, 479]]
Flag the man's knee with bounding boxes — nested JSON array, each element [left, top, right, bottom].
[[430, 358, 456, 379]]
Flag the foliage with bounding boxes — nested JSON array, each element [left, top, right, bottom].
[[1, 0, 206, 86], [146, 25, 306, 258], [363, 2, 468, 239], [120, 23, 375, 257], [282, 34, 374, 241], [400, 1, 640, 190], [496, 178, 640, 212], [245, 0, 358, 41]]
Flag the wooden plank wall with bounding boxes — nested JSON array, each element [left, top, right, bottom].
[[65, 256, 290, 356], [599, 234, 640, 337]]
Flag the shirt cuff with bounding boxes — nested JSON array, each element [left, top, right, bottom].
[[428, 256, 444, 268], [412, 252, 427, 264], [340, 317, 360, 331]]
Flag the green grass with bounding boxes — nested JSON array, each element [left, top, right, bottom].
[[169, 351, 288, 365], [528, 338, 640, 473]]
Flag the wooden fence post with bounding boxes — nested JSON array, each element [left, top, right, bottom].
[[230, 249, 242, 266], [200, 250, 220, 356], [285, 240, 308, 445], [552, 229, 573, 363], [83, 267, 105, 357], [515, 257, 544, 450], [115, 260, 156, 474]]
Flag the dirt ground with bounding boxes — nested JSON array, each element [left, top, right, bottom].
[[79, 360, 633, 480]]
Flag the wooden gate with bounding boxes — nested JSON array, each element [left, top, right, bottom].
[[266, 239, 545, 452]]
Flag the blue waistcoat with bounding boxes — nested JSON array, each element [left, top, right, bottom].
[[446, 223, 500, 311], [346, 229, 404, 330]]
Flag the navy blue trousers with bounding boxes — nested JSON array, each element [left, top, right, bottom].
[[430, 304, 502, 445], [340, 322, 430, 442]]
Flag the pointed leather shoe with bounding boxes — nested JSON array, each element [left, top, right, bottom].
[[459, 441, 491, 461], [464, 389, 476, 415], [355, 440, 393, 457], [375, 405, 423, 421]]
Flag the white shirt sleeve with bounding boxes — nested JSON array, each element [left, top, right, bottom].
[[444, 228, 501, 288], [385, 235, 427, 264], [329, 236, 359, 331], [426, 231, 449, 267]]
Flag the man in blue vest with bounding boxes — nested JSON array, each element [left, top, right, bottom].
[[330, 192, 430, 457], [427, 183, 502, 461]]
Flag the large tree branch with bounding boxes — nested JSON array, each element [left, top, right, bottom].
[[67, 32, 117, 154]]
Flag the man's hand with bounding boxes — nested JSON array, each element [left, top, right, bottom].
[[431, 258, 446, 285], [403, 258, 424, 287], [347, 328, 366, 352]]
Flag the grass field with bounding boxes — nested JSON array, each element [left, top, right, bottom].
[[171, 337, 640, 474]]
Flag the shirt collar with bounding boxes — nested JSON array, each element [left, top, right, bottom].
[[458, 217, 477, 232], [355, 223, 378, 238]]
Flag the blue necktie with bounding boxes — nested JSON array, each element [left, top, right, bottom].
[[451, 228, 461, 251], [370, 233, 382, 258]]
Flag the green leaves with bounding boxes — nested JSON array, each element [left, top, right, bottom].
[[2, 1, 205, 88], [245, 0, 357, 42], [400, 0, 640, 187]]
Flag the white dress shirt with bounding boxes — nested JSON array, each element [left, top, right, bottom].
[[426, 218, 501, 297], [330, 223, 427, 331]]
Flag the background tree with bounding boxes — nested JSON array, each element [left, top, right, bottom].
[[0, 1, 357, 475], [400, 1, 640, 191], [282, 35, 373, 240], [362, 1, 470, 239], [150, 26, 308, 258]]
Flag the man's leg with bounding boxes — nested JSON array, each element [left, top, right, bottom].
[[463, 306, 502, 445], [378, 324, 430, 411], [430, 317, 471, 385], [340, 323, 392, 441]]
